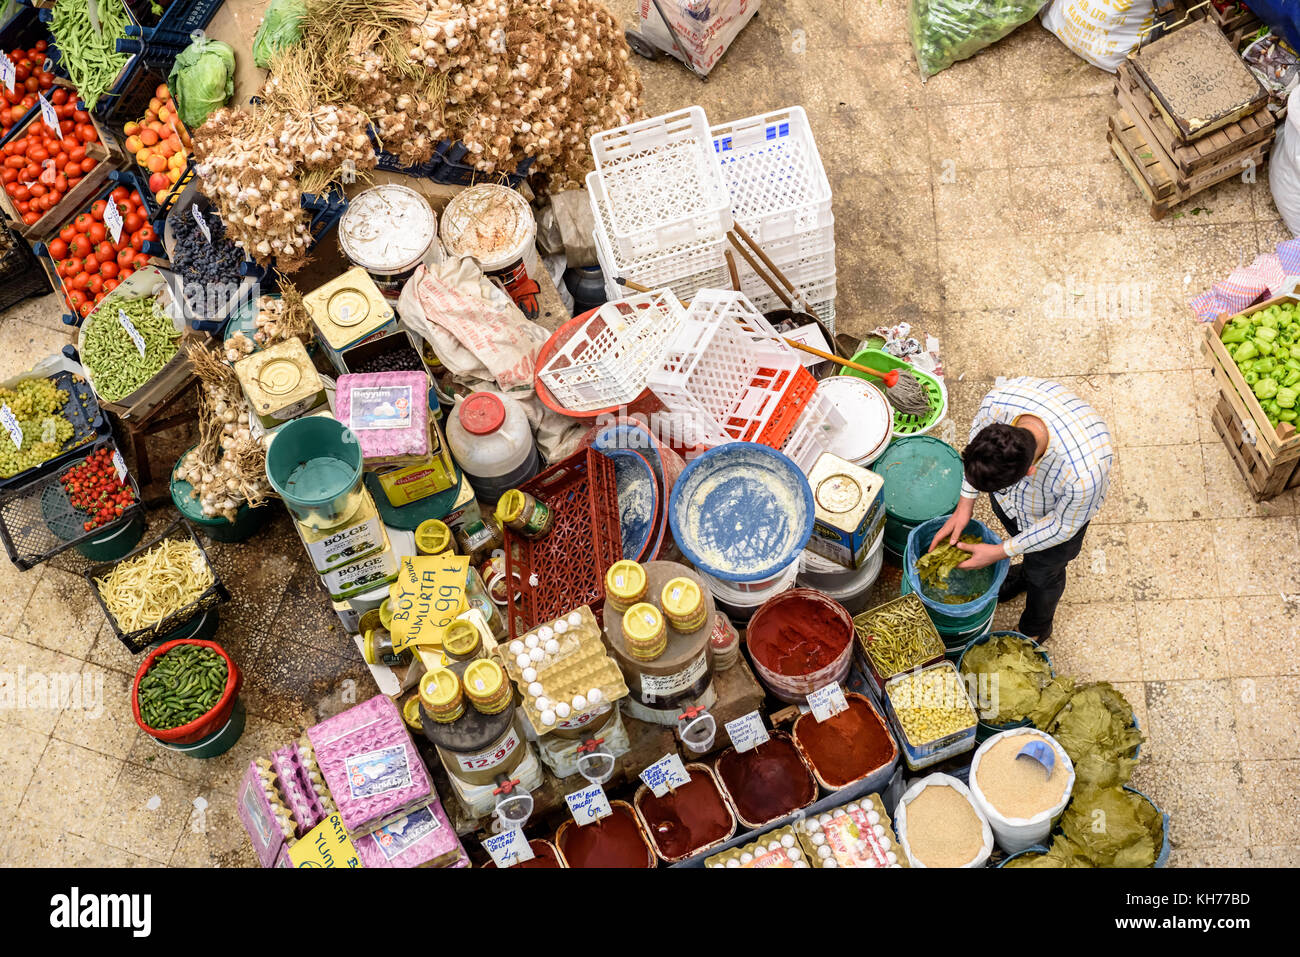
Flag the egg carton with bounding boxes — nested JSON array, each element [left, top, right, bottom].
[[249, 760, 296, 846], [270, 745, 327, 839], [499, 605, 629, 735], [796, 794, 908, 869], [704, 825, 809, 869]]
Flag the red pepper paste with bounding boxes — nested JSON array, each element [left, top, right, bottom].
[[716, 734, 817, 826], [637, 769, 733, 860], [483, 839, 563, 869], [558, 805, 652, 868], [747, 592, 852, 676], [794, 695, 896, 788]]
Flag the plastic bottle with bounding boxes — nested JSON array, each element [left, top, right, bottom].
[[445, 392, 539, 503]]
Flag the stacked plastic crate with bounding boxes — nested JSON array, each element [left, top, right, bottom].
[[589, 105, 836, 331]]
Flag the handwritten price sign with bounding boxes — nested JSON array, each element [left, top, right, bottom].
[[389, 554, 468, 652], [724, 710, 769, 753], [565, 783, 612, 826], [639, 752, 691, 798], [482, 828, 534, 868], [807, 681, 848, 723]]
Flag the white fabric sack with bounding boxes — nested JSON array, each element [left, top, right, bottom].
[[1270, 87, 1300, 237], [637, 0, 761, 76], [1040, 0, 1154, 72], [967, 728, 1075, 854], [895, 772, 994, 868]]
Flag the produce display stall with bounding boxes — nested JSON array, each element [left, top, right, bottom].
[[0, 0, 1200, 875]]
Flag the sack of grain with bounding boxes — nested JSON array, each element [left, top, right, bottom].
[[895, 772, 994, 868], [969, 728, 1076, 853]]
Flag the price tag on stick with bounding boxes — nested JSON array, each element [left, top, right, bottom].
[[193, 206, 212, 243], [118, 309, 146, 358], [807, 681, 849, 723], [481, 828, 535, 868], [639, 752, 691, 798], [724, 710, 769, 753], [38, 93, 62, 140], [0, 56, 15, 94], [111, 449, 128, 484], [104, 199, 124, 244], [565, 783, 612, 826], [0, 404, 23, 450]]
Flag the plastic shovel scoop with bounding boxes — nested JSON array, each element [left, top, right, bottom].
[[493, 778, 534, 831], [1016, 740, 1056, 778], [678, 706, 717, 754], [576, 737, 617, 785]]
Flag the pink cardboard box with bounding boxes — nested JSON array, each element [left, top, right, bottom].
[[352, 796, 465, 868]]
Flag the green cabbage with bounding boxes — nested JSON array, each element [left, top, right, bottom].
[[168, 39, 236, 131], [254, 0, 306, 69]]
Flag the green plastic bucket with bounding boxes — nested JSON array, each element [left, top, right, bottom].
[[363, 467, 465, 530], [265, 416, 363, 527], [75, 513, 146, 561], [149, 698, 247, 759], [143, 609, 221, 651], [874, 436, 963, 561], [171, 447, 273, 543], [839, 348, 947, 437]]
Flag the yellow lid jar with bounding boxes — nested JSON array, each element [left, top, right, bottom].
[[415, 519, 455, 556], [605, 560, 648, 614], [402, 695, 424, 732], [623, 602, 668, 661], [660, 577, 707, 633], [463, 659, 513, 715], [443, 619, 483, 662], [419, 668, 465, 724], [497, 488, 554, 540]]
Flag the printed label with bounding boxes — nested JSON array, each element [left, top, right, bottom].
[[240, 778, 274, 850], [368, 805, 440, 862], [349, 385, 413, 431], [453, 728, 521, 773], [322, 548, 400, 601], [118, 309, 146, 357], [724, 711, 769, 753], [808, 681, 849, 723], [482, 827, 534, 868], [638, 650, 709, 705], [104, 196, 124, 243], [639, 752, 691, 798], [193, 205, 212, 243], [111, 449, 128, 483], [344, 744, 412, 800], [0, 56, 15, 93], [565, 783, 613, 826], [0, 404, 22, 450], [302, 514, 385, 571], [38, 93, 62, 140], [556, 702, 611, 731]]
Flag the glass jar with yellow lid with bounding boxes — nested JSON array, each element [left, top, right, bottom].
[[442, 619, 484, 662], [623, 602, 668, 661], [415, 519, 456, 557], [661, 576, 708, 633], [463, 659, 513, 715], [496, 488, 554, 540], [606, 560, 648, 614], [419, 668, 465, 724]]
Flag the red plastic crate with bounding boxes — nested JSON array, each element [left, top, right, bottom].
[[503, 447, 621, 638]]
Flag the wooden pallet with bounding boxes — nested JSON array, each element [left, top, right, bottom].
[[1211, 390, 1300, 500], [1115, 61, 1274, 177]]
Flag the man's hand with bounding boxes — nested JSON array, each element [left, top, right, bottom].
[[956, 540, 1007, 569], [929, 496, 976, 552]]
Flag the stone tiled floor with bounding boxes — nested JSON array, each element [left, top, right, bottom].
[[2, 2, 1298, 866]]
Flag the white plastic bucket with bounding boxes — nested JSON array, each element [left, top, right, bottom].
[[814, 376, 894, 466], [701, 563, 799, 623], [796, 536, 884, 615], [895, 772, 994, 869], [439, 185, 542, 319], [968, 729, 1075, 854]]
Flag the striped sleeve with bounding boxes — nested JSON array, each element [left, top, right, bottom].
[[1003, 476, 1098, 557]]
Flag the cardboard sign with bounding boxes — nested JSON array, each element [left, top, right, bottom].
[[482, 827, 535, 868], [111, 449, 128, 484], [639, 752, 691, 797], [388, 555, 469, 652], [288, 814, 362, 869], [0, 404, 22, 451], [0, 56, 15, 94], [724, 710, 769, 753], [104, 198, 124, 244], [193, 206, 212, 243], [807, 681, 849, 723], [565, 783, 612, 826]]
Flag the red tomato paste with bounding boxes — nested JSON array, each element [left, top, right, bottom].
[[483, 839, 563, 869], [637, 769, 733, 860], [747, 591, 852, 676], [794, 695, 896, 788], [716, 733, 817, 826], [558, 805, 653, 868]]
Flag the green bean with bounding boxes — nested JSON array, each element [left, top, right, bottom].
[[49, 0, 131, 110], [81, 292, 181, 402]]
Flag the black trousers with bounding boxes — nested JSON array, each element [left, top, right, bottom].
[[989, 496, 1089, 639]]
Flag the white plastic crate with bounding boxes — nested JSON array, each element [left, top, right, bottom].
[[537, 290, 687, 413], [594, 226, 730, 304], [781, 379, 849, 473], [746, 273, 838, 313], [648, 290, 815, 449], [591, 107, 733, 260], [712, 107, 834, 244]]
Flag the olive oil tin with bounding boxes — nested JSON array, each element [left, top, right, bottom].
[[303, 267, 398, 373], [234, 337, 327, 429]]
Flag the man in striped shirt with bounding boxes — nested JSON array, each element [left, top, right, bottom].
[[929, 377, 1113, 641]]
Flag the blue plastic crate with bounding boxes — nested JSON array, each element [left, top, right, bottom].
[[123, 0, 221, 43], [426, 139, 532, 188]]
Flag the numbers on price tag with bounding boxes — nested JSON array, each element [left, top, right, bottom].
[[639, 752, 691, 798], [0, 56, 15, 94], [0, 404, 23, 451], [565, 783, 612, 826], [808, 681, 849, 723], [193, 206, 212, 244], [118, 309, 146, 358], [724, 710, 769, 753], [104, 199, 124, 244], [481, 827, 534, 868], [38, 93, 63, 141], [112, 449, 128, 484]]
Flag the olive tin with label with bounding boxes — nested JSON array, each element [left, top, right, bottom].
[[234, 338, 327, 429], [303, 267, 398, 374]]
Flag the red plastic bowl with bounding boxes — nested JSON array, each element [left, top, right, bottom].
[[132, 638, 241, 744], [533, 307, 667, 420]]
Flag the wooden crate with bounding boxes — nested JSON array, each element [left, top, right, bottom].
[[1201, 295, 1300, 464], [1115, 61, 1274, 177], [1211, 389, 1300, 500]]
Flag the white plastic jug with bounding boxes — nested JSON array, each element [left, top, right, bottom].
[[445, 391, 539, 502]]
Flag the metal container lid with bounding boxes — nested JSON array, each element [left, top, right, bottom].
[[875, 436, 963, 524], [338, 184, 436, 273]]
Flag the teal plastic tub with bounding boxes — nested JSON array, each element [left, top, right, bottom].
[[874, 436, 963, 560], [75, 513, 146, 562], [148, 698, 247, 759], [265, 416, 363, 527], [170, 447, 272, 543]]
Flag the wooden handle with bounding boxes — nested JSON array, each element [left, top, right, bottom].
[[727, 233, 793, 309], [782, 338, 897, 386], [732, 222, 798, 298], [724, 248, 740, 292]]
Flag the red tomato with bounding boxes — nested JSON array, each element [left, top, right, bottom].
[[60, 257, 81, 276], [110, 185, 129, 204], [87, 275, 103, 295], [103, 279, 119, 293], [78, 301, 94, 318], [48, 239, 67, 260], [59, 224, 76, 243], [99, 261, 118, 280], [67, 236, 90, 258], [138, 225, 156, 242], [88, 222, 106, 243], [123, 212, 143, 235], [132, 253, 149, 269], [27, 182, 44, 198], [118, 267, 134, 281], [79, 156, 95, 174], [10, 184, 28, 202], [89, 199, 106, 221], [129, 232, 144, 252], [74, 212, 92, 230], [68, 289, 86, 308], [70, 272, 89, 291], [67, 146, 85, 163], [93, 291, 105, 304], [50, 88, 67, 106], [116, 248, 134, 267], [94, 241, 114, 260], [21, 211, 39, 225]]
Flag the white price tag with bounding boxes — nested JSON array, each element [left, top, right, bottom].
[[565, 783, 612, 826], [118, 309, 146, 358], [481, 828, 534, 868], [0, 56, 15, 94], [38, 93, 62, 141], [639, 752, 691, 798], [0, 404, 23, 450], [104, 197, 124, 244], [724, 710, 769, 753], [193, 205, 212, 243], [111, 449, 128, 484], [807, 681, 849, 723]]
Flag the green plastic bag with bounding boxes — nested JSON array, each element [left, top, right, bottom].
[[909, 0, 1048, 77], [253, 0, 306, 69], [168, 38, 236, 130]]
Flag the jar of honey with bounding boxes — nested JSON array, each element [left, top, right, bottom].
[[605, 560, 648, 614], [623, 603, 667, 661], [363, 626, 412, 668], [661, 576, 707, 633], [419, 668, 465, 724], [463, 659, 513, 715]]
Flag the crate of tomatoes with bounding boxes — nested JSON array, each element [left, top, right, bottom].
[[0, 80, 124, 238], [33, 179, 161, 324], [0, 35, 56, 147]]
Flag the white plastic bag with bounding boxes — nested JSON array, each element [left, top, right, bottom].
[[967, 728, 1075, 854], [1270, 87, 1300, 237], [895, 772, 994, 868], [638, 0, 760, 76], [1040, 0, 1154, 72]]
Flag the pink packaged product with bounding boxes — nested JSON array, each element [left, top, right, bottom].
[[305, 694, 433, 836], [237, 762, 287, 868], [337, 371, 429, 464], [271, 745, 326, 838], [352, 796, 466, 868]]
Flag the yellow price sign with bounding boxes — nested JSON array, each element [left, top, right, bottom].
[[389, 555, 469, 652], [289, 814, 363, 868]]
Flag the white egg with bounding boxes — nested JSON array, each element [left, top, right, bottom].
[[529, 647, 545, 662], [571, 694, 587, 711], [810, 832, 825, 846], [536, 627, 553, 642], [866, 810, 880, 825], [794, 860, 809, 868], [726, 859, 740, 868], [508, 640, 524, 655], [822, 858, 838, 868], [890, 863, 902, 868], [818, 814, 832, 825], [555, 702, 571, 718], [766, 841, 781, 853], [535, 696, 551, 712], [886, 851, 897, 864], [805, 820, 822, 833], [739, 853, 752, 864], [522, 667, 537, 683], [786, 847, 801, 861], [544, 639, 559, 654], [515, 653, 531, 669], [780, 834, 795, 848], [587, 688, 603, 704], [524, 635, 539, 649], [553, 619, 568, 634], [567, 612, 582, 627], [817, 845, 831, 859], [873, 824, 886, 837], [540, 709, 556, 726], [527, 682, 544, 697], [845, 803, 860, 813]]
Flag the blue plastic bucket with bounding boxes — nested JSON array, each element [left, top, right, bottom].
[[997, 843, 1050, 867], [905, 515, 1009, 622], [1124, 785, 1171, 868]]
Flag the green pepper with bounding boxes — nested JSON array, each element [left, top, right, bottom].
[[1278, 387, 1298, 409], [1279, 409, 1298, 422], [1257, 338, 1276, 356], [1238, 358, 1256, 372], [1259, 313, 1280, 329], [1256, 325, 1279, 341], [1221, 325, 1249, 344], [1256, 377, 1279, 400], [1285, 369, 1300, 388], [1236, 340, 1259, 361], [1245, 370, 1261, 385]]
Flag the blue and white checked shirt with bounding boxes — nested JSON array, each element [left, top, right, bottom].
[[960, 377, 1113, 558]]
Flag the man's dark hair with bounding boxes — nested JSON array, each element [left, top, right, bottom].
[[963, 423, 1037, 492]]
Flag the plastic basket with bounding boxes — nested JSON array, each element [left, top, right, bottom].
[[711, 106, 834, 244], [840, 348, 946, 438], [594, 224, 729, 306], [86, 517, 229, 652], [904, 515, 1009, 620], [502, 446, 621, 639], [0, 365, 109, 492], [537, 289, 687, 413], [0, 223, 52, 310], [122, 0, 223, 41], [648, 290, 815, 449], [591, 107, 732, 260], [779, 376, 848, 472], [426, 139, 532, 189], [0, 437, 144, 570]]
